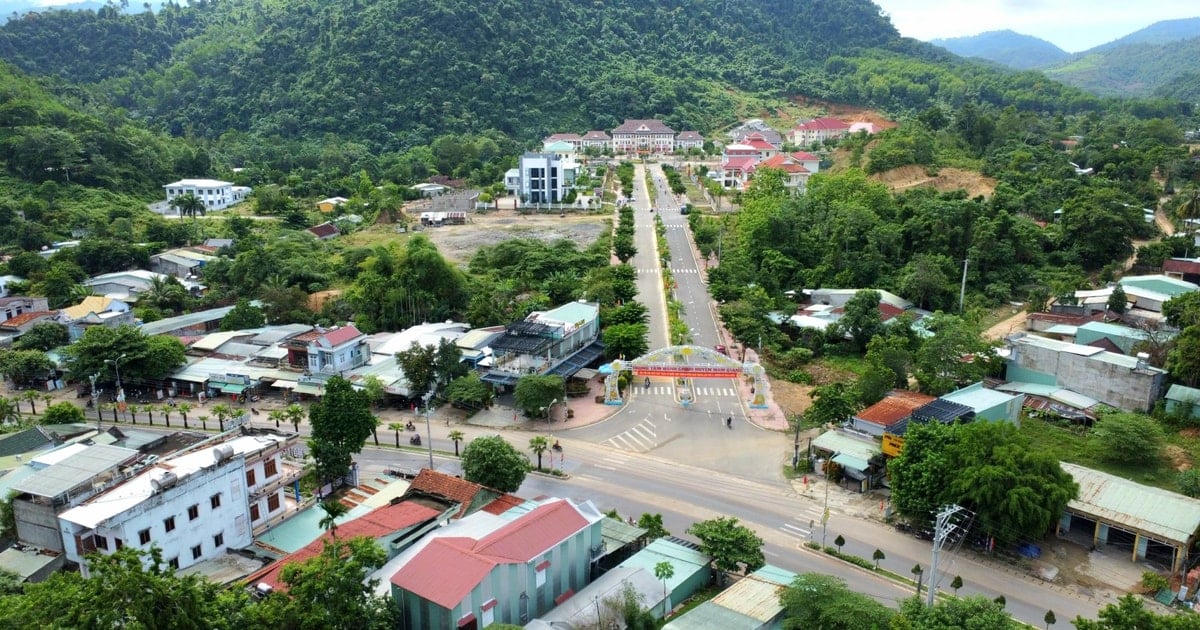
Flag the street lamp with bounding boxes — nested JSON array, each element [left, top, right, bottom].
[[421, 391, 435, 470], [105, 353, 128, 409]]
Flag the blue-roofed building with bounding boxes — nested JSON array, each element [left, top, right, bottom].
[[481, 300, 603, 388], [617, 538, 712, 616], [939, 382, 1024, 425], [1166, 384, 1200, 420], [662, 564, 797, 630], [1074, 321, 1162, 356]]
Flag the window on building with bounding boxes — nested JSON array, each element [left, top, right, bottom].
[[536, 562, 549, 588], [481, 601, 496, 626], [250, 504, 260, 521], [164, 516, 176, 533], [138, 528, 151, 545], [210, 493, 221, 509], [188, 504, 199, 520], [191, 545, 202, 560], [115, 538, 124, 550], [168, 557, 179, 570], [267, 492, 280, 512], [213, 532, 224, 548], [246, 469, 256, 486], [95, 536, 109, 550], [264, 459, 278, 477]]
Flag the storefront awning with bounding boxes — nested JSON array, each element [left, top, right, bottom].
[[293, 382, 323, 396], [219, 383, 246, 394], [272, 380, 298, 390], [832, 452, 870, 472]]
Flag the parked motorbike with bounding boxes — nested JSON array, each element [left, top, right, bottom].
[[409, 434, 422, 446]]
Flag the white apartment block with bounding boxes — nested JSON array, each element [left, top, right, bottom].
[[57, 432, 300, 576], [508, 153, 575, 203], [164, 179, 252, 212]]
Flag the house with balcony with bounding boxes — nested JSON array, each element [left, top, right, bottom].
[[542, 133, 582, 152], [757, 151, 821, 192], [674, 131, 704, 151], [285, 325, 369, 375], [56, 430, 301, 576], [382, 497, 605, 628], [481, 301, 603, 388], [580, 130, 611, 150], [741, 132, 780, 159], [164, 179, 251, 212], [611, 119, 676, 154]]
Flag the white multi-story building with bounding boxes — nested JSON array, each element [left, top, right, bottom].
[[57, 431, 300, 576], [506, 153, 575, 203], [611, 119, 676, 154], [163, 179, 252, 212]]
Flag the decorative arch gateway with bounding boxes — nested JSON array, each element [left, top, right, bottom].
[[602, 345, 767, 409]]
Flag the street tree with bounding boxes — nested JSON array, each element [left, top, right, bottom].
[[806, 382, 861, 426], [318, 499, 349, 536], [1167, 325, 1200, 387], [779, 573, 893, 630], [1074, 594, 1195, 629], [833, 534, 845, 553], [308, 376, 375, 484], [950, 575, 964, 595], [514, 374, 565, 418], [602, 322, 649, 361], [1045, 610, 1057, 628], [899, 595, 1018, 629], [1090, 411, 1165, 466], [912, 312, 997, 395], [445, 373, 493, 410], [872, 548, 885, 569], [461, 435, 528, 492], [0, 398, 20, 425], [529, 435, 550, 471], [62, 325, 186, 385], [603, 301, 649, 326], [41, 402, 85, 425], [284, 403, 305, 432], [448, 430, 464, 456], [396, 338, 468, 399], [388, 422, 403, 448], [0, 349, 53, 388], [687, 516, 764, 574], [13, 322, 68, 351]]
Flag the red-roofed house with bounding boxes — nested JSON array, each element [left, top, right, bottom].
[[757, 151, 821, 191], [388, 498, 604, 628], [306, 222, 340, 240], [719, 155, 758, 190], [285, 325, 368, 373], [789, 117, 851, 145], [611, 119, 676, 154], [0, 310, 58, 337], [851, 390, 937, 437], [742, 132, 780, 159], [402, 469, 506, 519], [245, 500, 445, 592]]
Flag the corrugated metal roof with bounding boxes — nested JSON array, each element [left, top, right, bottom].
[[601, 516, 646, 546], [710, 574, 787, 622], [138, 305, 236, 336], [1167, 384, 1200, 404], [538, 301, 599, 326], [749, 564, 797, 585], [538, 567, 663, 626], [941, 383, 1022, 414], [13, 444, 139, 498], [811, 431, 880, 462], [662, 600, 758, 630], [1062, 462, 1200, 545], [1044, 324, 1078, 335], [618, 539, 710, 587]]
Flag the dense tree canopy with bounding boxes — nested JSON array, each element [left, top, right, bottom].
[[460, 435, 528, 493], [307, 376, 376, 483]]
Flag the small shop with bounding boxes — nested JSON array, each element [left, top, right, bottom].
[[207, 372, 260, 403], [810, 430, 886, 493]]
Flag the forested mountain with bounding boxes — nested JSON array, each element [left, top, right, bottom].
[[1042, 37, 1200, 102], [931, 30, 1068, 70], [0, 0, 1114, 160], [1089, 17, 1200, 52]]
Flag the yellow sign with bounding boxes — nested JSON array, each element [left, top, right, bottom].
[[882, 432, 905, 457]]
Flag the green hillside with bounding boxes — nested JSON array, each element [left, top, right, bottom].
[[1044, 38, 1200, 101]]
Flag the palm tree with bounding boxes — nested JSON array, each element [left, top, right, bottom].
[[268, 409, 284, 429], [170, 192, 205, 220], [371, 416, 380, 446], [143, 404, 155, 425], [654, 561, 675, 614], [284, 403, 305, 432], [388, 422, 404, 448], [198, 414, 209, 430], [159, 405, 172, 427], [449, 430, 464, 457], [211, 403, 233, 431], [318, 498, 349, 536], [142, 275, 189, 313], [178, 402, 192, 428], [529, 435, 550, 471], [67, 283, 94, 303], [20, 390, 40, 415], [0, 397, 21, 425]]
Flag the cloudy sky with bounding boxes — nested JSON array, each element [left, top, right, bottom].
[[873, 0, 1199, 52]]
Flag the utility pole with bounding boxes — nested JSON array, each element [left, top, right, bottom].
[[959, 258, 969, 313], [422, 392, 435, 470], [927, 504, 966, 606], [90, 374, 101, 430], [821, 473, 831, 547]]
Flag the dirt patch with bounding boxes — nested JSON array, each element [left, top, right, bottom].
[[770, 379, 813, 417], [416, 210, 612, 265], [308, 289, 342, 311], [788, 96, 897, 129], [1165, 445, 1193, 472], [1179, 428, 1200, 440], [870, 165, 997, 198]]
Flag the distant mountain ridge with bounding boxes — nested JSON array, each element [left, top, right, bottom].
[[1090, 17, 1200, 51], [931, 30, 1069, 70]]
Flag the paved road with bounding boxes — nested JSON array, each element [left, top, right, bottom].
[[564, 163, 785, 480]]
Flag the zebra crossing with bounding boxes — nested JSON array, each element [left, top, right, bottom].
[[628, 386, 738, 398], [780, 504, 827, 542], [603, 418, 658, 452], [633, 267, 702, 275]]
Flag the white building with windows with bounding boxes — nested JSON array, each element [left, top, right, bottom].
[[505, 153, 575, 203], [57, 431, 300, 576], [611, 119, 676, 154], [163, 179, 252, 212]]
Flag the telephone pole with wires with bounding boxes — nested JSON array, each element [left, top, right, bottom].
[[927, 504, 972, 606]]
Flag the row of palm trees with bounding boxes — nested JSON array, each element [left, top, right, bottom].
[[0, 391, 66, 425]]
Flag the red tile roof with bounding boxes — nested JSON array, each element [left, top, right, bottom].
[[306, 222, 340, 238], [390, 500, 590, 609], [481, 494, 525, 515], [795, 117, 850, 131], [320, 325, 363, 347], [855, 390, 936, 428], [612, 119, 675, 134], [790, 151, 820, 161], [545, 133, 582, 142], [676, 131, 703, 140], [1164, 259, 1200, 276], [722, 156, 759, 171], [405, 469, 489, 518], [745, 138, 778, 150], [1, 310, 57, 328], [878, 303, 906, 322], [582, 130, 611, 140], [246, 501, 440, 590], [758, 154, 811, 174]]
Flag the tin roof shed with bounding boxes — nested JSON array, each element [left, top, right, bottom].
[[1062, 462, 1200, 546]]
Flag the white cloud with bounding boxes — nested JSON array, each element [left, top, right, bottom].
[[873, 0, 1200, 52]]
